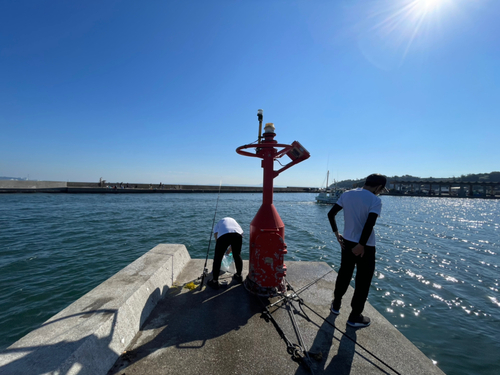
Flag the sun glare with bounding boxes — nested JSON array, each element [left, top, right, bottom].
[[413, 0, 447, 14], [357, 0, 456, 69]]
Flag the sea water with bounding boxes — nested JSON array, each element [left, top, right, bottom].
[[0, 193, 499, 374]]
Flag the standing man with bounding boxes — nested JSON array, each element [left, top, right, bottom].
[[328, 174, 387, 328], [207, 217, 244, 289]]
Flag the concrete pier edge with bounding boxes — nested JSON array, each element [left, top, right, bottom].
[[0, 244, 191, 375]]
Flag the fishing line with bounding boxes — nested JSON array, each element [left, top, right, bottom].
[[298, 301, 401, 375], [199, 181, 222, 289], [284, 279, 402, 375], [260, 271, 401, 374], [268, 269, 334, 309]]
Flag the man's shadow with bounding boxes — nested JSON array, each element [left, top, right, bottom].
[[292, 314, 355, 375], [323, 323, 357, 374], [303, 315, 392, 375]]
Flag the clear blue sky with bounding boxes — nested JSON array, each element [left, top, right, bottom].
[[1, 0, 499, 187]]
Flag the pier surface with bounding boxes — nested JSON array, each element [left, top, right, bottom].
[[0, 245, 445, 375]]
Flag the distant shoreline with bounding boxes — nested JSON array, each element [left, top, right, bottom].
[[1, 180, 498, 199], [0, 180, 317, 194]]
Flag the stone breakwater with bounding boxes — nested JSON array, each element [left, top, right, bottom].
[[0, 180, 317, 194]]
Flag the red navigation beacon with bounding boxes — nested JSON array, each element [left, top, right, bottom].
[[236, 110, 310, 296]]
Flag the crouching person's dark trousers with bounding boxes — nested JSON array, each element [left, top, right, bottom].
[[334, 239, 376, 319], [212, 232, 243, 280]]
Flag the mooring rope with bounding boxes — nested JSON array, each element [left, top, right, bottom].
[[258, 295, 316, 374]]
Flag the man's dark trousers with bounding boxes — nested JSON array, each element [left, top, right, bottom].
[[212, 232, 243, 280], [334, 239, 376, 319]]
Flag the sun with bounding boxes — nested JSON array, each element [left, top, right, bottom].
[[367, 0, 453, 38], [412, 0, 448, 14], [356, 0, 456, 69]]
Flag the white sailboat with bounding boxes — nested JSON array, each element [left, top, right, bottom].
[[315, 171, 343, 204]]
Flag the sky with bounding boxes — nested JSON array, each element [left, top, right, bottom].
[[1, 0, 499, 187]]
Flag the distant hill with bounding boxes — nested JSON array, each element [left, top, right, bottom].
[[333, 172, 500, 189]]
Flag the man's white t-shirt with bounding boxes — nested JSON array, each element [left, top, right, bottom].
[[214, 217, 244, 238], [336, 188, 382, 247]]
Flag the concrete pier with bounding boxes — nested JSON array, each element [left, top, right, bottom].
[[0, 245, 445, 375]]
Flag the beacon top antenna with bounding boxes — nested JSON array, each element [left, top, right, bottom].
[[257, 109, 263, 143]]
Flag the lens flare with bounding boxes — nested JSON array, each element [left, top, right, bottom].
[[415, 0, 447, 13], [357, 0, 456, 69]]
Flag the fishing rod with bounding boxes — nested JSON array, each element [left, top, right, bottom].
[[199, 181, 222, 290]]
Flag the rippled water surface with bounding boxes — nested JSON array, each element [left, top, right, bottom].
[[1, 193, 499, 374]]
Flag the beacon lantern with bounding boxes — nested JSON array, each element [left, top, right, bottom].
[[236, 110, 310, 296]]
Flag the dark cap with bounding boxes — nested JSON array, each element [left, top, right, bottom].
[[365, 174, 388, 192]]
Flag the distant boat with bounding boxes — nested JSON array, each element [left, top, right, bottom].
[[315, 171, 343, 204]]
